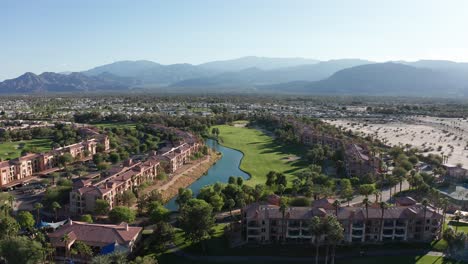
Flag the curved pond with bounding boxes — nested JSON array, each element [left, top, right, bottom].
[[165, 138, 250, 211]]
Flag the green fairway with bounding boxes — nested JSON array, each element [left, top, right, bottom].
[[212, 124, 307, 186], [0, 139, 52, 160], [94, 122, 136, 130]]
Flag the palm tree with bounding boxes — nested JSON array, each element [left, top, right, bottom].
[[62, 233, 70, 258], [440, 198, 449, 236], [309, 216, 323, 264], [453, 211, 462, 233], [34, 202, 43, 224], [333, 200, 341, 216], [362, 198, 370, 223], [328, 216, 344, 264], [279, 200, 287, 243], [51, 202, 61, 221], [421, 198, 429, 239], [7, 195, 14, 209], [379, 202, 388, 241]]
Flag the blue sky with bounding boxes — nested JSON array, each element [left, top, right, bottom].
[[1, 0, 468, 80]]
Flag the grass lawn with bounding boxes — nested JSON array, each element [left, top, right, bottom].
[[0, 138, 52, 160], [213, 124, 307, 186], [94, 122, 136, 130], [447, 220, 468, 233]]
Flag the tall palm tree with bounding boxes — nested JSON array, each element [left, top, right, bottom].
[[374, 190, 381, 203], [279, 200, 287, 243], [7, 195, 14, 209], [440, 198, 449, 236], [421, 199, 429, 239], [309, 216, 323, 264], [34, 202, 43, 224], [379, 202, 388, 241], [62, 233, 70, 258], [328, 216, 344, 264], [51, 202, 61, 221], [332, 200, 341, 217], [363, 198, 370, 223]]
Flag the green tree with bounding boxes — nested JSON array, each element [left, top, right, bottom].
[[148, 222, 174, 253], [0, 216, 19, 238], [358, 184, 376, 198], [58, 153, 74, 167], [109, 152, 121, 164], [33, 202, 43, 224], [16, 211, 35, 231], [80, 214, 94, 223], [121, 190, 137, 206], [72, 240, 93, 259], [0, 236, 44, 264], [178, 199, 215, 252], [148, 202, 170, 224], [51, 201, 61, 221], [109, 206, 136, 223], [310, 216, 323, 264], [94, 199, 110, 215], [175, 188, 192, 210]]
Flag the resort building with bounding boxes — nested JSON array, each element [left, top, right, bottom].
[[0, 134, 110, 188], [47, 220, 142, 256], [242, 197, 442, 244], [69, 125, 201, 214], [344, 143, 380, 177]]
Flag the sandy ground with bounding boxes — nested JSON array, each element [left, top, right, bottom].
[[326, 116, 468, 167]]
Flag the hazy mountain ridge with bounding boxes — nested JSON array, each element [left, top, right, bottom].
[[0, 71, 135, 93], [261, 62, 468, 96], [2, 57, 468, 96]]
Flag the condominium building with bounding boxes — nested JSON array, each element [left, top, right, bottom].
[[0, 135, 110, 188], [69, 125, 202, 214], [243, 197, 442, 244]]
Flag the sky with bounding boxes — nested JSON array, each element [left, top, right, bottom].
[[1, 0, 468, 80]]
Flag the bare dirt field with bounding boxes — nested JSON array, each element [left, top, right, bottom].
[[326, 116, 468, 167]]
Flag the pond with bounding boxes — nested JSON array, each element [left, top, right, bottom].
[[438, 184, 468, 201], [165, 138, 250, 211]]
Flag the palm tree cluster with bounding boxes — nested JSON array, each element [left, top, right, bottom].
[[308, 215, 344, 264]]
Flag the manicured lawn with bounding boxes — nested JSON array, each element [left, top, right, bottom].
[[0, 138, 52, 159], [94, 122, 136, 130], [213, 125, 307, 186], [447, 220, 468, 233]]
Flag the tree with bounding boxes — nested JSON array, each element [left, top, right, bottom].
[[94, 199, 110, 215], [109, 206, 136, 223], [266, 171, 277, 186], [422, 198, 429, 239], [132, 255, 159, 264], [358, 184, 376, 199], [379, 202, 388, 241], [227, 198, 236, 222], [279, 198, 287, 243], [148, 202, 170, 224], [175, 188, 193, 210], [121, 190, 137, 207], [0, 236, 44, 264], [148, 222, 174, 253], [253, 184, 264, 202], [97, 162, 111, 172], [58, 153, 74, 167], [178, 199, 215, 252], [109, 152, 121, 164], [310, 216, 323, 264], [362, 198, 371, 224], [80, 214, 94, 223], [72, 240, 93, 260], [333, 200, 341, 216], [17, 211, 35, 231], [327, 216, 344, 264], [392, 167, 408, 193], [0, 216, 19, 238], [307, 145, 325, 164], [33, 202, 43, 224], [51, 201, 61, 221]]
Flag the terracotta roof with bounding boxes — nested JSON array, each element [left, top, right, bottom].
[[48, 221, 142, 247]]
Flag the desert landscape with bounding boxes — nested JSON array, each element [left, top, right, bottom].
[[327, 116, 468, 168]]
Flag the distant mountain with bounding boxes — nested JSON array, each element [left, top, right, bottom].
[[0, 72, 134, 93], [261, 62, 468, 97], [84, 60, 216, 85], [198, 56, 320, 71], [171, 59, 372, 87]]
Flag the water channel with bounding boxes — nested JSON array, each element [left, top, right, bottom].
[[165, 139, 250, 211]]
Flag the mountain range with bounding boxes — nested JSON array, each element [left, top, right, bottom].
[[1, 56, 468, 97]]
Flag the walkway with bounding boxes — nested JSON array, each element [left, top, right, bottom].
[[350, 180, 409, 205]]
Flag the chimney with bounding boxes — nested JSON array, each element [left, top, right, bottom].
[[125, 223, 129, 231], [124, 159, 133, 167], [69, 219, 73, 226]]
